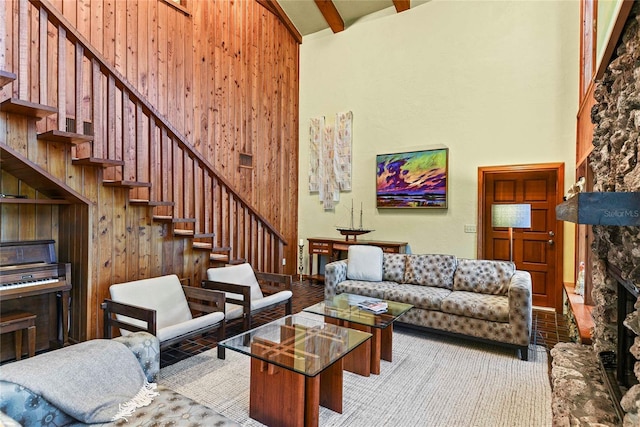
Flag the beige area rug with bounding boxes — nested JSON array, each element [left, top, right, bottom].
[[160, 325, 551, 427]]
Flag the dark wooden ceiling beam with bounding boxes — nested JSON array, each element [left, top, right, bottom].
[[393, 0, 410, 13], [314, 0, 344, 33], [256, 0, 302, 44]]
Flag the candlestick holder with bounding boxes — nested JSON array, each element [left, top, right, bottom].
[[298, 241, 304, 283]]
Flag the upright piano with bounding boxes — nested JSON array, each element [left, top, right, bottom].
[[0, 240, 71, 360]]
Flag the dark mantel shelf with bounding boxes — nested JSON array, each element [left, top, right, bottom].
[[556, 192, 640, 226]]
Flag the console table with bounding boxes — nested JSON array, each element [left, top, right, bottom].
[[307, 237, 407, 282]]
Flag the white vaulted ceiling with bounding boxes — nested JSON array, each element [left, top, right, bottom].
[[258, 0, 430, 41]]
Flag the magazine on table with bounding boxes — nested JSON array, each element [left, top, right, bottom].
[[356, 299, 388, 314], [344, 294, 388, 313]]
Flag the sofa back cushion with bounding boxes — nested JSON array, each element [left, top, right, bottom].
[[404, 254, 458, 289], [382, 253, 407, 282], [347, 245, 383, 282], [452, 259, 515, 295]]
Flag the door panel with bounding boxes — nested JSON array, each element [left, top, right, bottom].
[[479, 165, 564, 311]]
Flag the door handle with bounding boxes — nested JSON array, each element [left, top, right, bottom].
[[548, 239, 554, 245], [548, 231, 555, 237]]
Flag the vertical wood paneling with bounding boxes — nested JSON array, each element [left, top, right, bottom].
[[114, 0, 125, 74], [0, 1, 7, 73], [90, 0, 102, 52], [2, 0, 300, 342], [136, 0, 147, 98], [147, 0, 158, 108], [18, 0, 28, 99], [103, 0, 114, 64], [11, 0, 19, 98], [28, 4, 38, 107], [57, 25, 66, 130]]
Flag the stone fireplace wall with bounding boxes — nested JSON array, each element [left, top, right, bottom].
[[590, 4, 640, 424]]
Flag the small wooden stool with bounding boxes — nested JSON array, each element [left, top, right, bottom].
[[0, 311, 36, 360]]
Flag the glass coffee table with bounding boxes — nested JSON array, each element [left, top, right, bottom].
[[217, 314, 371, 427], [303, 293, 413, 376]]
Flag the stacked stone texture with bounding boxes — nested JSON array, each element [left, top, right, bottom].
[[589, 5, 640, 426], [550, 343, 618, 426]]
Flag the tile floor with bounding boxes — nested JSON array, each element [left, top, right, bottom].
[[160, 279, 572, 367]]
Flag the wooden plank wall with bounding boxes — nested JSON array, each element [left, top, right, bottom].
[[0, 0, 299, 341]]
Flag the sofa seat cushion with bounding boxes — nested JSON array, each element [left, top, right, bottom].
[[336, 280, 397, 299], [404, 254, 458, 289], [441, 291, 510, 323], [384, 284, 451, 311], [452, 259, 515, 295], [90, 386, 241, 427]]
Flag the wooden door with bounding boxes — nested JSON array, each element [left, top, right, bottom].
[[478, 164, 564, 311]]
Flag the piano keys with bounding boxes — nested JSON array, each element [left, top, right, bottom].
[[0, 240, 71, 361]]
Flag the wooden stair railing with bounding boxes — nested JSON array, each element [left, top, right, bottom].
[[2, 0, 287, 272]]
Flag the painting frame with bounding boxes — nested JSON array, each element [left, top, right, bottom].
[[376, 147, 448, 209]]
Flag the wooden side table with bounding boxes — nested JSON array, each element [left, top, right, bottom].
[[0, 311, 37, 360], [307, 237, 408, 282]]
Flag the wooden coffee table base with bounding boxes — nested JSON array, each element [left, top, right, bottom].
[[249, 357, 344, 427], [326, 317, 394, 376]]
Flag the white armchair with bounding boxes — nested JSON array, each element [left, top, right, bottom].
[[102, 274, 226, 348], [202, 263, 293, 331]]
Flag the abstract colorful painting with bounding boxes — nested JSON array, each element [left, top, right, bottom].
[[376, 148, 448, 208]]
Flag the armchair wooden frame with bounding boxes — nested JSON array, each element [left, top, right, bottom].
[[202, 271, 292, 331], [102, 285, 226, 349]]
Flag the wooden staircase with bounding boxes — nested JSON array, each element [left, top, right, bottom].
[[0, 0, 287, 273]]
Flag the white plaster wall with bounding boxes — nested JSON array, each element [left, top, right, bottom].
[[298, 0, 579, 282]]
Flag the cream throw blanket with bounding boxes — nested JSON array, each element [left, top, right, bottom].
[[0, 339, 158, 423]]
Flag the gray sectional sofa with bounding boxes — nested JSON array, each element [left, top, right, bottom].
[[0, 332, 239, 427], [324, 248, 533, 360]]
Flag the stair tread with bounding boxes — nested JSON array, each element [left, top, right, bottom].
[[193, 232, 216, 238], [38, 130, 93, 145], [72, 157, 125, 167], [0, 70, 17, 88], [0, 98, 57, 119], [129, 199, 175, 207], [174, 229, 195, 236], [193, 242, 213, 250], [103, 180, 152, 188], [153, 216, 196, 223]]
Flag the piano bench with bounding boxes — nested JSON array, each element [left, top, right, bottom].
[[0, 311, 36, 360]]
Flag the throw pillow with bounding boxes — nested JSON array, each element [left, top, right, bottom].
[[404, 254, 458, 289], [347, 245, 383, 282], [452, 258, 515, 295]]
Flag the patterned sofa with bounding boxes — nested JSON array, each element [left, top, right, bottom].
[[0, 332, 239, 427], [324, 248, 533, 360]]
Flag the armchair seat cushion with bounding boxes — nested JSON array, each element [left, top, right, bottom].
[[157, 311, 225, 342], [224, 290, 293, 321]]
